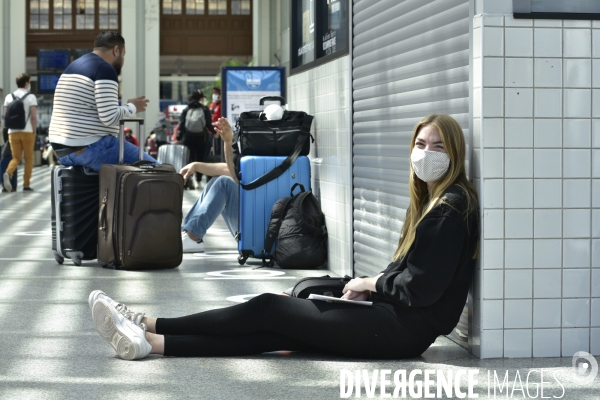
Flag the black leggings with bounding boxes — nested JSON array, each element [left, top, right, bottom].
[[156, 293, 433, 359]]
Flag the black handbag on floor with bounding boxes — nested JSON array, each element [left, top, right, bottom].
[[284, 275, 352, 299]]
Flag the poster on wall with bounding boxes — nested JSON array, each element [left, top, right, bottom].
[[316, 0, 348, 59], [291, 0, 349, 74], [221, 67, 286, 124]]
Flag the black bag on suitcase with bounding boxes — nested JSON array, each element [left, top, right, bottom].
[[97, 118, 184, 270], [51, 166, 99, 265], [236, 96, 313, 156]]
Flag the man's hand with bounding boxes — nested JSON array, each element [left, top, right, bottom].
[[128, 96, 149, 113], [179, 162, 197, 183], [214, 117, 233, 143]]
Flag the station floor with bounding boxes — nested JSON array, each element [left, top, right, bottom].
[[0, 165, 598, 400]]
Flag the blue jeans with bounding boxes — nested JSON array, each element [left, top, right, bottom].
[[58, 135, 158, 171], [182, 175, 239, 240]]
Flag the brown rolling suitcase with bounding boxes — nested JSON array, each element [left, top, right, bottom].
[[97, 118, 184, 270]]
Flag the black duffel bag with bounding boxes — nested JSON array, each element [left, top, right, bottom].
[[236, 96, 314, 157]]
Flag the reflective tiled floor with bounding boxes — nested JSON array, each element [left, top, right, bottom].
[[0, 166, 597, 399]]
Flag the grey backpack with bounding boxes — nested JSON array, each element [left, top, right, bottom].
[[184, 107, 206, 135]]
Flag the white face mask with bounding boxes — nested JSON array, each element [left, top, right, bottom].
[[212, 94, 220, 102], [410, 148, 450, 183]]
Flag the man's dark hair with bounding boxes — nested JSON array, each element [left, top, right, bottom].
[[94, 31, 125, 50], [16, 73, 31, 88]]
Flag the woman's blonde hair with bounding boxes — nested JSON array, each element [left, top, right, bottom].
[[392, 114, 479, 261]]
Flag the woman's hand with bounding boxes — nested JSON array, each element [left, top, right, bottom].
[[214, 117, 233, 144], [340, 290, 370, 302], [340, 275, 382, 301], [342, 277, 373, 293]]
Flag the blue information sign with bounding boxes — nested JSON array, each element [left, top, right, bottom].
[[38, 74, 61, 92], [221, 67, 285, 124], [37, 49, 70, 71]]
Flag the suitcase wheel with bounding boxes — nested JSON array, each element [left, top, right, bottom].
[[54, 252, 64, 265], [68, 251, 84, 266], [238, 255, 248, 265], [262, 259, 275, 268]]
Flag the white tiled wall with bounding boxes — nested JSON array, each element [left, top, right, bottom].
[[473, 14, 600, 358], [288, 57, 353, 277]]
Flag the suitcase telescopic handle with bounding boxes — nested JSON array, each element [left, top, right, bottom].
[[119, 118, 145, 165], [259, 96, 286, 107]]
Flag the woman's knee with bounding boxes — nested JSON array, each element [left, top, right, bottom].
[[246, 293, 284, 312], [212, 175, 237, 192]]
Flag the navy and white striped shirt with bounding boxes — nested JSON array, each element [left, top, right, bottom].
[[49, 53, 136, 147]]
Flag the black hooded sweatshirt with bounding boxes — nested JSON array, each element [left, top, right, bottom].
[[373, 185, 479, 343]]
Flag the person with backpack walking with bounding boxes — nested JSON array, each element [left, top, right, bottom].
[[2, 73, 38, 192], [177, 90, 214, 187], [87, 114, 481, 361]]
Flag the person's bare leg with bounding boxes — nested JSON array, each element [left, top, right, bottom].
[[143, 317, 157, 333], [146, 332, 165, 355]]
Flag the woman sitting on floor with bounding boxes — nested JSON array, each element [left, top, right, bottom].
[[89, 113, 479, 360]]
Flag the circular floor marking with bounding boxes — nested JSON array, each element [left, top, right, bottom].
[[205, 269, 286, 279], [226, 294, 262, 303]]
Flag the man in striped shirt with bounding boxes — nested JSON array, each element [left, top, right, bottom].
[[49, 32, 156, 170]]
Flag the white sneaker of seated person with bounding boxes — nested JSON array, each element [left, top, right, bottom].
[[181, 231, 204, 253], [92, 297, 152, 361]]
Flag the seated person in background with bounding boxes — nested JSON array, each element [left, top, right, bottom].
[[151, 112, 171, 149], [178, 117, 238, 253], [88, 114, 480, 361], [48, 31, 156, 171], [123, 127, 138, 147]]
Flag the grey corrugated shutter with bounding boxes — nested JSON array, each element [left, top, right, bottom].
[[352, 0, 470, 277]]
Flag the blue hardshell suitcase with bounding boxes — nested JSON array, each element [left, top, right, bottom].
[[238, 155, 311, 265]]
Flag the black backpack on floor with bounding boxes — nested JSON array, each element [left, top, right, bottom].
[[263, 183, 327, 269]]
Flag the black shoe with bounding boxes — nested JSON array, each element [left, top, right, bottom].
[[23, 187, 34, 192]]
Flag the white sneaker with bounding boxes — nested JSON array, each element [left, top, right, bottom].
[[182, 232, 205, 253], [88, 290, 145, 325], [92, 298, 152, 360], [88, 290, 118, 311], [3, 172, 12, 192]]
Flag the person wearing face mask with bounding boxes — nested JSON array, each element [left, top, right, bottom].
[[48, 32, 156, 171], [208, 87, 221, 127], [86, 114, 480, 361], [206, 87, 222, 161]]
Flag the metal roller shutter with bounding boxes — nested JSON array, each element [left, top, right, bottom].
[[352, 0, 470, 277]]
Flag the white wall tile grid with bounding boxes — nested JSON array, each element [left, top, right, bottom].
[[474, 13, 600, 358], [288, 57, 352, 278]]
